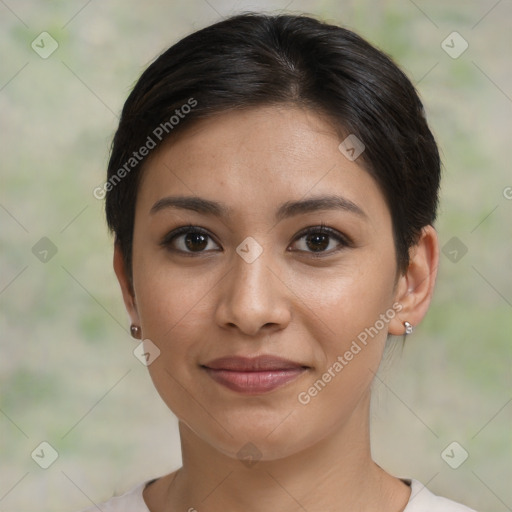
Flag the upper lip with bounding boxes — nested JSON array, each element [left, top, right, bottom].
[[202, 355, 308, 371]]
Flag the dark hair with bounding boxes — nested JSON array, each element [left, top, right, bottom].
[[105, 12, 441, 277]]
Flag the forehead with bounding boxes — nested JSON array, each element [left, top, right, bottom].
[[136, 105, 390, 227]]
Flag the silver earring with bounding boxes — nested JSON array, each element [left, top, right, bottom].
[[404, 321, 413, 335], [130, 324, 142, 339]]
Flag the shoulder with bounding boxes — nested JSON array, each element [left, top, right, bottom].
[[403, 478, 479, 512], [76, 481, 150, 512]]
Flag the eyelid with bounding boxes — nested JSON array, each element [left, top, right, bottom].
[[293, 224, 352, 246], [289, 224, 353, 256], [159, 225, 221, 252]]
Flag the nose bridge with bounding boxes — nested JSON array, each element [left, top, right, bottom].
[[216, 239, 289, 335], [233, 245, 269, 296]]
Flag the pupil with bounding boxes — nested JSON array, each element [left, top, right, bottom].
[[307, 234, 328, 252], [185, 233, 208, 251]]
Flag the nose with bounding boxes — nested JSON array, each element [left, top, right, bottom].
[[214, 246, 291, 337]]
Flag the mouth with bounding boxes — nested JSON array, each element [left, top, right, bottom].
[[201, 355, 309, 394]]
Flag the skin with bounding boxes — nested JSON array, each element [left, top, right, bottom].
[[114, 105, 439, 512]]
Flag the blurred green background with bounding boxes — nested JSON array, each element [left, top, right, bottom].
[[1, 1, 511, 510]]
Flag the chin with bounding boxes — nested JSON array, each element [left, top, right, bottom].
[[181, 408, 326, 464]]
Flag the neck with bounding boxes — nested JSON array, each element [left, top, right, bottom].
[[145, 392, 410, 511]]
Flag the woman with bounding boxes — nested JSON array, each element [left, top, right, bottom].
[[82, 12, 478, 511]]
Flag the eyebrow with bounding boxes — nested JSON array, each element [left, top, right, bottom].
[[150, 194, 367, 221]]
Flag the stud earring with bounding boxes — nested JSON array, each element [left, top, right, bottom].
[[130, 324, 142, 339], [404, 321, 413, 335]]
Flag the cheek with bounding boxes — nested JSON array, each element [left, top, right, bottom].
[[130, 248, 214, 405], [290, 268, 397, 440], [133, 246, 218, 340], [286, 254, 397, 349], [133, 264, 214, 425]]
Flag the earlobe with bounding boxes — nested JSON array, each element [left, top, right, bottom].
[[113, 242, 141, 329], [388, 225, 439, 336]]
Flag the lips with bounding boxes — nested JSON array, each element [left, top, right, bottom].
[[202, 355, 308, 394]]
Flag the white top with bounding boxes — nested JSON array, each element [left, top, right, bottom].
[[79, 478, 478, 511]]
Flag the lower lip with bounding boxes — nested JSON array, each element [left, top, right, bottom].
[[203, 368, 306, 394]]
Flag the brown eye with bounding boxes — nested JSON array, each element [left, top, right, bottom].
[[304, 232, 330, 252], [161, 226, 220, 255], [183, 232, 209, 251], [290, 225, 351, 256]]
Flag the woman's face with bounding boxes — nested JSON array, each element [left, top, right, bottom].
[[118, 105, 410, 461]]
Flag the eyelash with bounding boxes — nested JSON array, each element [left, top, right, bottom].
[[160, 223, 352, 258]]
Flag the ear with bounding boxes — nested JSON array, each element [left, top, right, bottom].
[[388, 225, 439, 336], [113, 242, 141, 329]]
